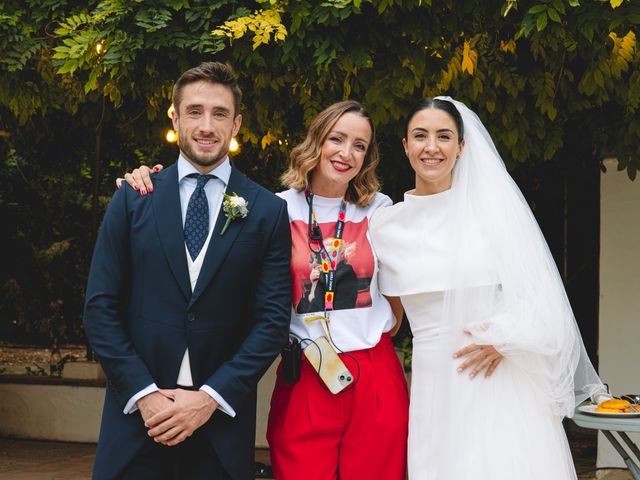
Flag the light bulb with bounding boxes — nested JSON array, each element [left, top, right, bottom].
[[165, 130, 178, 143]]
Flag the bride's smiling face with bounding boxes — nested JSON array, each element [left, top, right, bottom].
[[403, 107, 464, 195]]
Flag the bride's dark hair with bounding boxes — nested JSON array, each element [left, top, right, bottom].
[[406, 98, 465, 144]]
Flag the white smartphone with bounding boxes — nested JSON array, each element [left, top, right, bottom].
[[304, 336, 354, 394]]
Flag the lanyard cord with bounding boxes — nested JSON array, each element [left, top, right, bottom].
[[305, 190, 347, 311]]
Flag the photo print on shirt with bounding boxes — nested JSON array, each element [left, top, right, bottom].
[[290, 218, 375, 314]]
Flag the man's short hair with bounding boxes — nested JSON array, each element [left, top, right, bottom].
[[172, 62, 242, 115]]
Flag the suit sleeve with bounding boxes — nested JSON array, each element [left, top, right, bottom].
[[83, 187, 155, 408], [203, 198, 292, 410]]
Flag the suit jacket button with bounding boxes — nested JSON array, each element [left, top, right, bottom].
[[187, 313, 195, 322]]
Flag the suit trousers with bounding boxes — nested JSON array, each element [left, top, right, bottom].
[[118, 426, 231, 480], [267, 333, 409, 479]]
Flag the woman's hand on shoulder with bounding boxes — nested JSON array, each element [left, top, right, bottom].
[[115, 164, 163, 195], [453, 332, 503, 379]]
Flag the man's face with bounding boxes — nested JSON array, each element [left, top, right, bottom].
[[172, 80, 242, 173]]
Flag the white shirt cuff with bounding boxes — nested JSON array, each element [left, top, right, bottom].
[[199, 385, 236, 418], [124, 383, 159, 414]]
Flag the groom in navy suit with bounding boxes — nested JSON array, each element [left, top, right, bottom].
[[84, 62, 292, 479]]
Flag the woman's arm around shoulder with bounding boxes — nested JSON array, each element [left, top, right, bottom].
[[115, 164, 163, 195], [384, 295, 404, 336]]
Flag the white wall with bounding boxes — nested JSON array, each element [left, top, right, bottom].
[[0, 364, 278, 446], [0, 383, 104, 442], [598, 158, 640, 468], [256, 360, 278, 448]]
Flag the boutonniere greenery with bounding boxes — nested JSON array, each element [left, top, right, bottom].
[[221, 192, 249, 235]]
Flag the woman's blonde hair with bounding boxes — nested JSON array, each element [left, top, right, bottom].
[[280, 100, 381, 207]]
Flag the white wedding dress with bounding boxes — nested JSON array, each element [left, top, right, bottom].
[[371, 190, 578, 480]]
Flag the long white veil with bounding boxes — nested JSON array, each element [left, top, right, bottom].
[[437, 96, 604, 417]]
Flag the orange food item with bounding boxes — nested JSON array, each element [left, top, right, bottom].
[[596, 406, 625, 413], [624, 405, 640, 413], [599, 399, 630, 410]]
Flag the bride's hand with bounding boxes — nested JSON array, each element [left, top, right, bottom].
[[453, 338, 503, 379], [115, 164, 163, 195]]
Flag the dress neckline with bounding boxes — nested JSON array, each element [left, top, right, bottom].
[[403, 187, 452, 206]]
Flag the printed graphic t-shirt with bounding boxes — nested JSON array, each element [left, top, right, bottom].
[[277, 188, 395, 352]]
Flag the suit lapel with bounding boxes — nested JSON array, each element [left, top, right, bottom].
[[151, 164, 191, 301], [188, 167, 258, 309]]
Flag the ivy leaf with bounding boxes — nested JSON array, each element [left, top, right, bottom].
[[528, 5, 547, 14], [552, 0, 566, 15], [548, 8, 561, 23], [628, 163, 637, 180], [57, 60, 78, 75], [461, 40, 477, 75], [594, 69, 605, 87], [502, 0, 517, 17], [536, 12, 548, 31]]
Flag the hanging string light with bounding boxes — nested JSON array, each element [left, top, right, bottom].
[[229, 137, 240, 153], [165, 129, 178, 143]]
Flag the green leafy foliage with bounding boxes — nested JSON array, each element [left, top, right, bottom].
[[6, 0, 635, 175], [1, 0, 638, 345]]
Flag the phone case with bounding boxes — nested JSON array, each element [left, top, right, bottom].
[[303, 336, 354, 394]]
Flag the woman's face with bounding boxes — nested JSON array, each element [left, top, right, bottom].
[[403, 107, 464, 195], [310, 112, 372, 197]]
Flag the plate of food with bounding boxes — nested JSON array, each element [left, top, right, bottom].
[[578, 399, 640, 418]]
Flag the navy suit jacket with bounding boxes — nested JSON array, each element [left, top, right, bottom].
[[83, 163, 292, 479]]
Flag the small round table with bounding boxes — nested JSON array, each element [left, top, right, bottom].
[[571, 405, 640, 479]]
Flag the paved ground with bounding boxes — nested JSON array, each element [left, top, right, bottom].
[[0, 439, 95, 480], [0, 439, 272, 480], [0, 437, 633, 480]]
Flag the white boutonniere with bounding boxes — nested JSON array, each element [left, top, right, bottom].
[[221, 192, 249, 235]]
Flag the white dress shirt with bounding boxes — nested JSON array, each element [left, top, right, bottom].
[[124, 155, 235, 417]]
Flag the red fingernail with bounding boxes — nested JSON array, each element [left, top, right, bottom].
[[141, 190, 147, 196], [148, 186, 153, 192], [133, 185, 139, 191], [153, 166, 159, 172]]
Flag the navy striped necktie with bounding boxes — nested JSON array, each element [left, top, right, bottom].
[[184, 173, 215, 261]]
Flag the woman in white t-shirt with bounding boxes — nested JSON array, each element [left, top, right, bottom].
[[119, 100, 409, 479], [268, 100, 408, 479]]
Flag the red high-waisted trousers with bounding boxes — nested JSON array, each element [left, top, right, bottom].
[[267, 333, 409, 480]]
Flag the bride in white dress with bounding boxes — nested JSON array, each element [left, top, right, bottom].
[[370, 98, 604, 479]]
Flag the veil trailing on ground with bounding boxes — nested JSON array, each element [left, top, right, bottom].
[[437, 96, 604, 416]]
